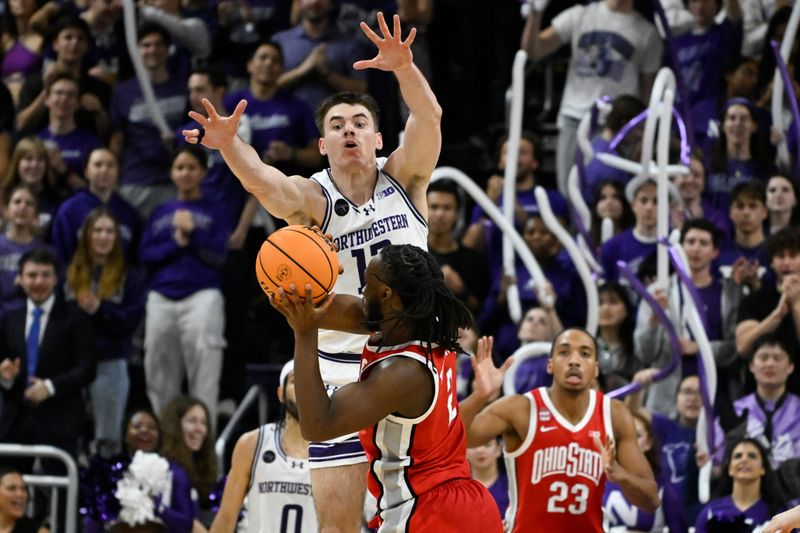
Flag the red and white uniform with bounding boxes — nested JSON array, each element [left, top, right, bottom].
[[504, 387, 613, 533], [359, 340, 502, 533]]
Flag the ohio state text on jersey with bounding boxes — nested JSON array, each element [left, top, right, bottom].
[[504, 387, 613, 533]]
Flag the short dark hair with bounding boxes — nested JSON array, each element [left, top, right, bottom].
[[191, 66, 227, 89], [495, 130, 539, 164], [18, 247, 59, 273], [315, 92, 381, 134], [52, 14, 90, 43], [605, 94, 646, 133], [174, 145, 208, 168], [730, 181, 766, 205], [680, 218, 721, 249], [256, 41, 284, 66], [426, 179, 461, 210], [549, 327, 599, 360], [137, 21, 172, 46], [45, 70, 80, 94], [751, 333, 793, 362], [767, 226, 800, 264]]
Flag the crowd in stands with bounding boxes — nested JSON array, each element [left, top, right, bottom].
[[0, 0, 799, 531]]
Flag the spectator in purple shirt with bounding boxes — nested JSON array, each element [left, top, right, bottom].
[[597, 282, 636, 390], [109, 22, 188, 219], [695, 438, 781, 532], [463, 132, 568, 283], [705, 98, 773, 211], [672, 149, 731, 241], [15, 15, 111, 138], [736, 227, 800, 374], [65, 208, 146, 458], [480, 214, 584, 357], [765, 174, 800, 236], [716, 181, 768, 286], [0, 185, 44, 317], [603, 411, 686, 532], [466, 439, 508, 518], [635, 218, 743, 416], [271, 0, 368, 112], [627, 374, 703, 528], [80, 409, 195, 533], [37, 72, 103, 190], [590, 179, 634, 248], [224, 42, 322, 178], [583, 94, 644, 200], [673, 0, 742, 145], [601, 176, 677, 283], [139, 146, 231, 427], [2, 136, 70, 230], [50, 147, 142, 266], [714, 335, 800, 469]]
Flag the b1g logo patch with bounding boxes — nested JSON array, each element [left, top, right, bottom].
[[263, 450, 276, 463], [539, 409, 552, 422], [334, 199, 349, 216]]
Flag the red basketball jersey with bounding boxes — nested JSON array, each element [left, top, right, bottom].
[[504, 387, 613, 533], [358, 340, 472, 530]]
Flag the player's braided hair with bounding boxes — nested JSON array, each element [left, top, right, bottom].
[[377, 244, 472, 356]]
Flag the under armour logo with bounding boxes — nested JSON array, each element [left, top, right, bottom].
[[361, 203, 375, 216], [291, 461, 304, 469]]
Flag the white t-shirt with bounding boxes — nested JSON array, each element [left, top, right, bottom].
[[553, 2, 663, 120]]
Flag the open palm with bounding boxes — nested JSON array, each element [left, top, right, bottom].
[[354, 12, 416, 72], [183, 98, 248, 150], [471, 336, 513, 400]]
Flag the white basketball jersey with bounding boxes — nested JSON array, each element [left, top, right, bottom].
[[309, 157, 428, 387], [240, 423, 317, 533]]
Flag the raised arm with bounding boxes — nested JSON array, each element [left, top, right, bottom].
[[520, 2, 563, 62], [601, 399, 660, 512], [208, 430, 258, 533], [356, 13, 441, 194], [183, 99, 325, 225], [460, 336, 514, 444]]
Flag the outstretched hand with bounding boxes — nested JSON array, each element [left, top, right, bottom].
[[354, 12, 415, 72], [763, 504, 800, 533], [183, 98, 248, 150], [471, 336, 513, 401], [268, 284, 335, 336], [593, 435, 623, 483]]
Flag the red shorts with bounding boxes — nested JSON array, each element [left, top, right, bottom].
[[370, 478, 503, 532]]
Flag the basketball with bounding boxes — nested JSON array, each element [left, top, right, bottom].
[[256, 225, 339, 304]]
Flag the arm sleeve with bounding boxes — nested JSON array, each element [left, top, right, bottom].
[[159, 463, 195, 533], [550, 5, 583, 44], [138, 209, 184, 266], [51, 307, 96, 396]]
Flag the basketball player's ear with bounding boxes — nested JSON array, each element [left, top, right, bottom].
[[546, 357, 553, 375], [375, 131, 383, 151], [318, 137, 327, 156], [277, 386, 285, 404]]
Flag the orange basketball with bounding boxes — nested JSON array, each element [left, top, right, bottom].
[[256, 225, 339, 304]]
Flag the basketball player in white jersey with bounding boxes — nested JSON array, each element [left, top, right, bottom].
[[183, 12, 440, 532], [209, 361, 317, 533]]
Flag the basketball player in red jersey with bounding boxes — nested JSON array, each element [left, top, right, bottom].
[[462, 330, 659, 532], [270, 244, 503, 532]]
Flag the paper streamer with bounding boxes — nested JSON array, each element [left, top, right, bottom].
[[535, 186, 599, 336], [122, 0, 172, 138], [607, 259, 681, 399], [770, 39, 800, 178]]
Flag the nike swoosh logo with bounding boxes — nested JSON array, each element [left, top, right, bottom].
[[540, 426, 557, 432]]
